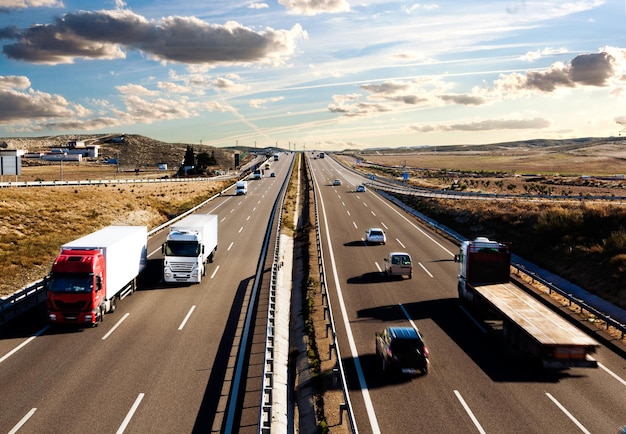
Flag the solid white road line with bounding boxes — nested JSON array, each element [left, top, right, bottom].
[[0, 326, 49, 364], [116, 393, 145, 434], [546, 392, 591, 434], [8, 408, 37, 434], [102, 313, 130, 341], [318, 178, 380, 434]]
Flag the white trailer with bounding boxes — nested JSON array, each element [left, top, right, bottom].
[[47, 226, 147, 325], [162, 214, 218, 283]]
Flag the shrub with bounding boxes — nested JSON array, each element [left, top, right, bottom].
[[533, 206, 583, 237], [605, 228, 626, 255]]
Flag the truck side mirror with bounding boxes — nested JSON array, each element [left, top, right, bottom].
[[383, 257, 388, 262], [454, 254, 461, 262], [161, 244, 166, 254], [96, 276, 102, 291]]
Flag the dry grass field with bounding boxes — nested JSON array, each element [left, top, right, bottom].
[[0, 169, 229, 297], [340, 137, 626, 311], [348, 137, 626, 197]]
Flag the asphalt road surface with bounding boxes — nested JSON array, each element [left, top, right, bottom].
[[309, 154, 626, 434], [0, 154, 292, 433]]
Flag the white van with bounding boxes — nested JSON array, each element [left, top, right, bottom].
[[384, 252, 413, 279], [236, 180, 248, 195]]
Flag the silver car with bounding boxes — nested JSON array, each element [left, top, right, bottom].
[[365, 228, 386, 245]]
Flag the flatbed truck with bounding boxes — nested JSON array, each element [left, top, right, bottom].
[[456, 237, 599, 368]]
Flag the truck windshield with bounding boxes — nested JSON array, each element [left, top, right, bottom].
[[49, 274, 93, 293], [165, 241, 200, 257]]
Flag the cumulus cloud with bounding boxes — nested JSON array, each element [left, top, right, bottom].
[[520, 47, 568, 62], [278, 0, 349, 16], [330, 48, 626, 120], [248, 2, 269, 9], [495, 51, 617, 93], [0, 0, 63, 9], [0, 76, 82, 124], [212, 74, 250, 92], [439, 94, 485, 105], [0, 70, 236, 132], [249, 96, 284, 108], [0, 9, 307, 65], [328, 101, 391, 117], [403, 3, 439, 14]]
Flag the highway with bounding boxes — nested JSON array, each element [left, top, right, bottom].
[[1, 150, 625, 433], [308, 154, 626, 433], [0, 154, 293, 433]]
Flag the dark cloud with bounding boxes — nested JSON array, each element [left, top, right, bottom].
[[569, 52, 614, 86], [328, 102, 390, 117], [498, 52, 616, 93], [1, 9, 305, 65]]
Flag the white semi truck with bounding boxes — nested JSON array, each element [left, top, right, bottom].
[[47, 226, 147, 326], [162, 214, 218, 284]]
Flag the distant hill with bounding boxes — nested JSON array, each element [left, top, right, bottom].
[[0, 133, 246, 172], [352, 136, 626, 155]]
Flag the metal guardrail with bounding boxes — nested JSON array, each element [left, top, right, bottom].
[[309, 156, 358, 432], [512, 266, 625, 340], [0, 176, 220, 188], [368, 182, 626, 203], [0, 279, 47, 326], [256, 153, 298, 432]]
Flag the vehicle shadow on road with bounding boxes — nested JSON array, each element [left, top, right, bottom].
[[343, 240, 367, 247], [352, 299, 583, 384], [347, 272, 389, 284]]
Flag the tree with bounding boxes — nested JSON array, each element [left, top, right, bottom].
[[197, 151, 217, 168], [183, 146, 195, 166]]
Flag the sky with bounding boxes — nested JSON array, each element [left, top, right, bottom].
[[0, 1, 625, 151]]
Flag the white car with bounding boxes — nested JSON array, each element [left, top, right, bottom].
[[365, 228, 386, 245], [384, 252, 413, 279], [332, 179, 342, 186]]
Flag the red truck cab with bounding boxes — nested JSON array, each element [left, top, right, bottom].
[[47, 249, 106, 325]]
